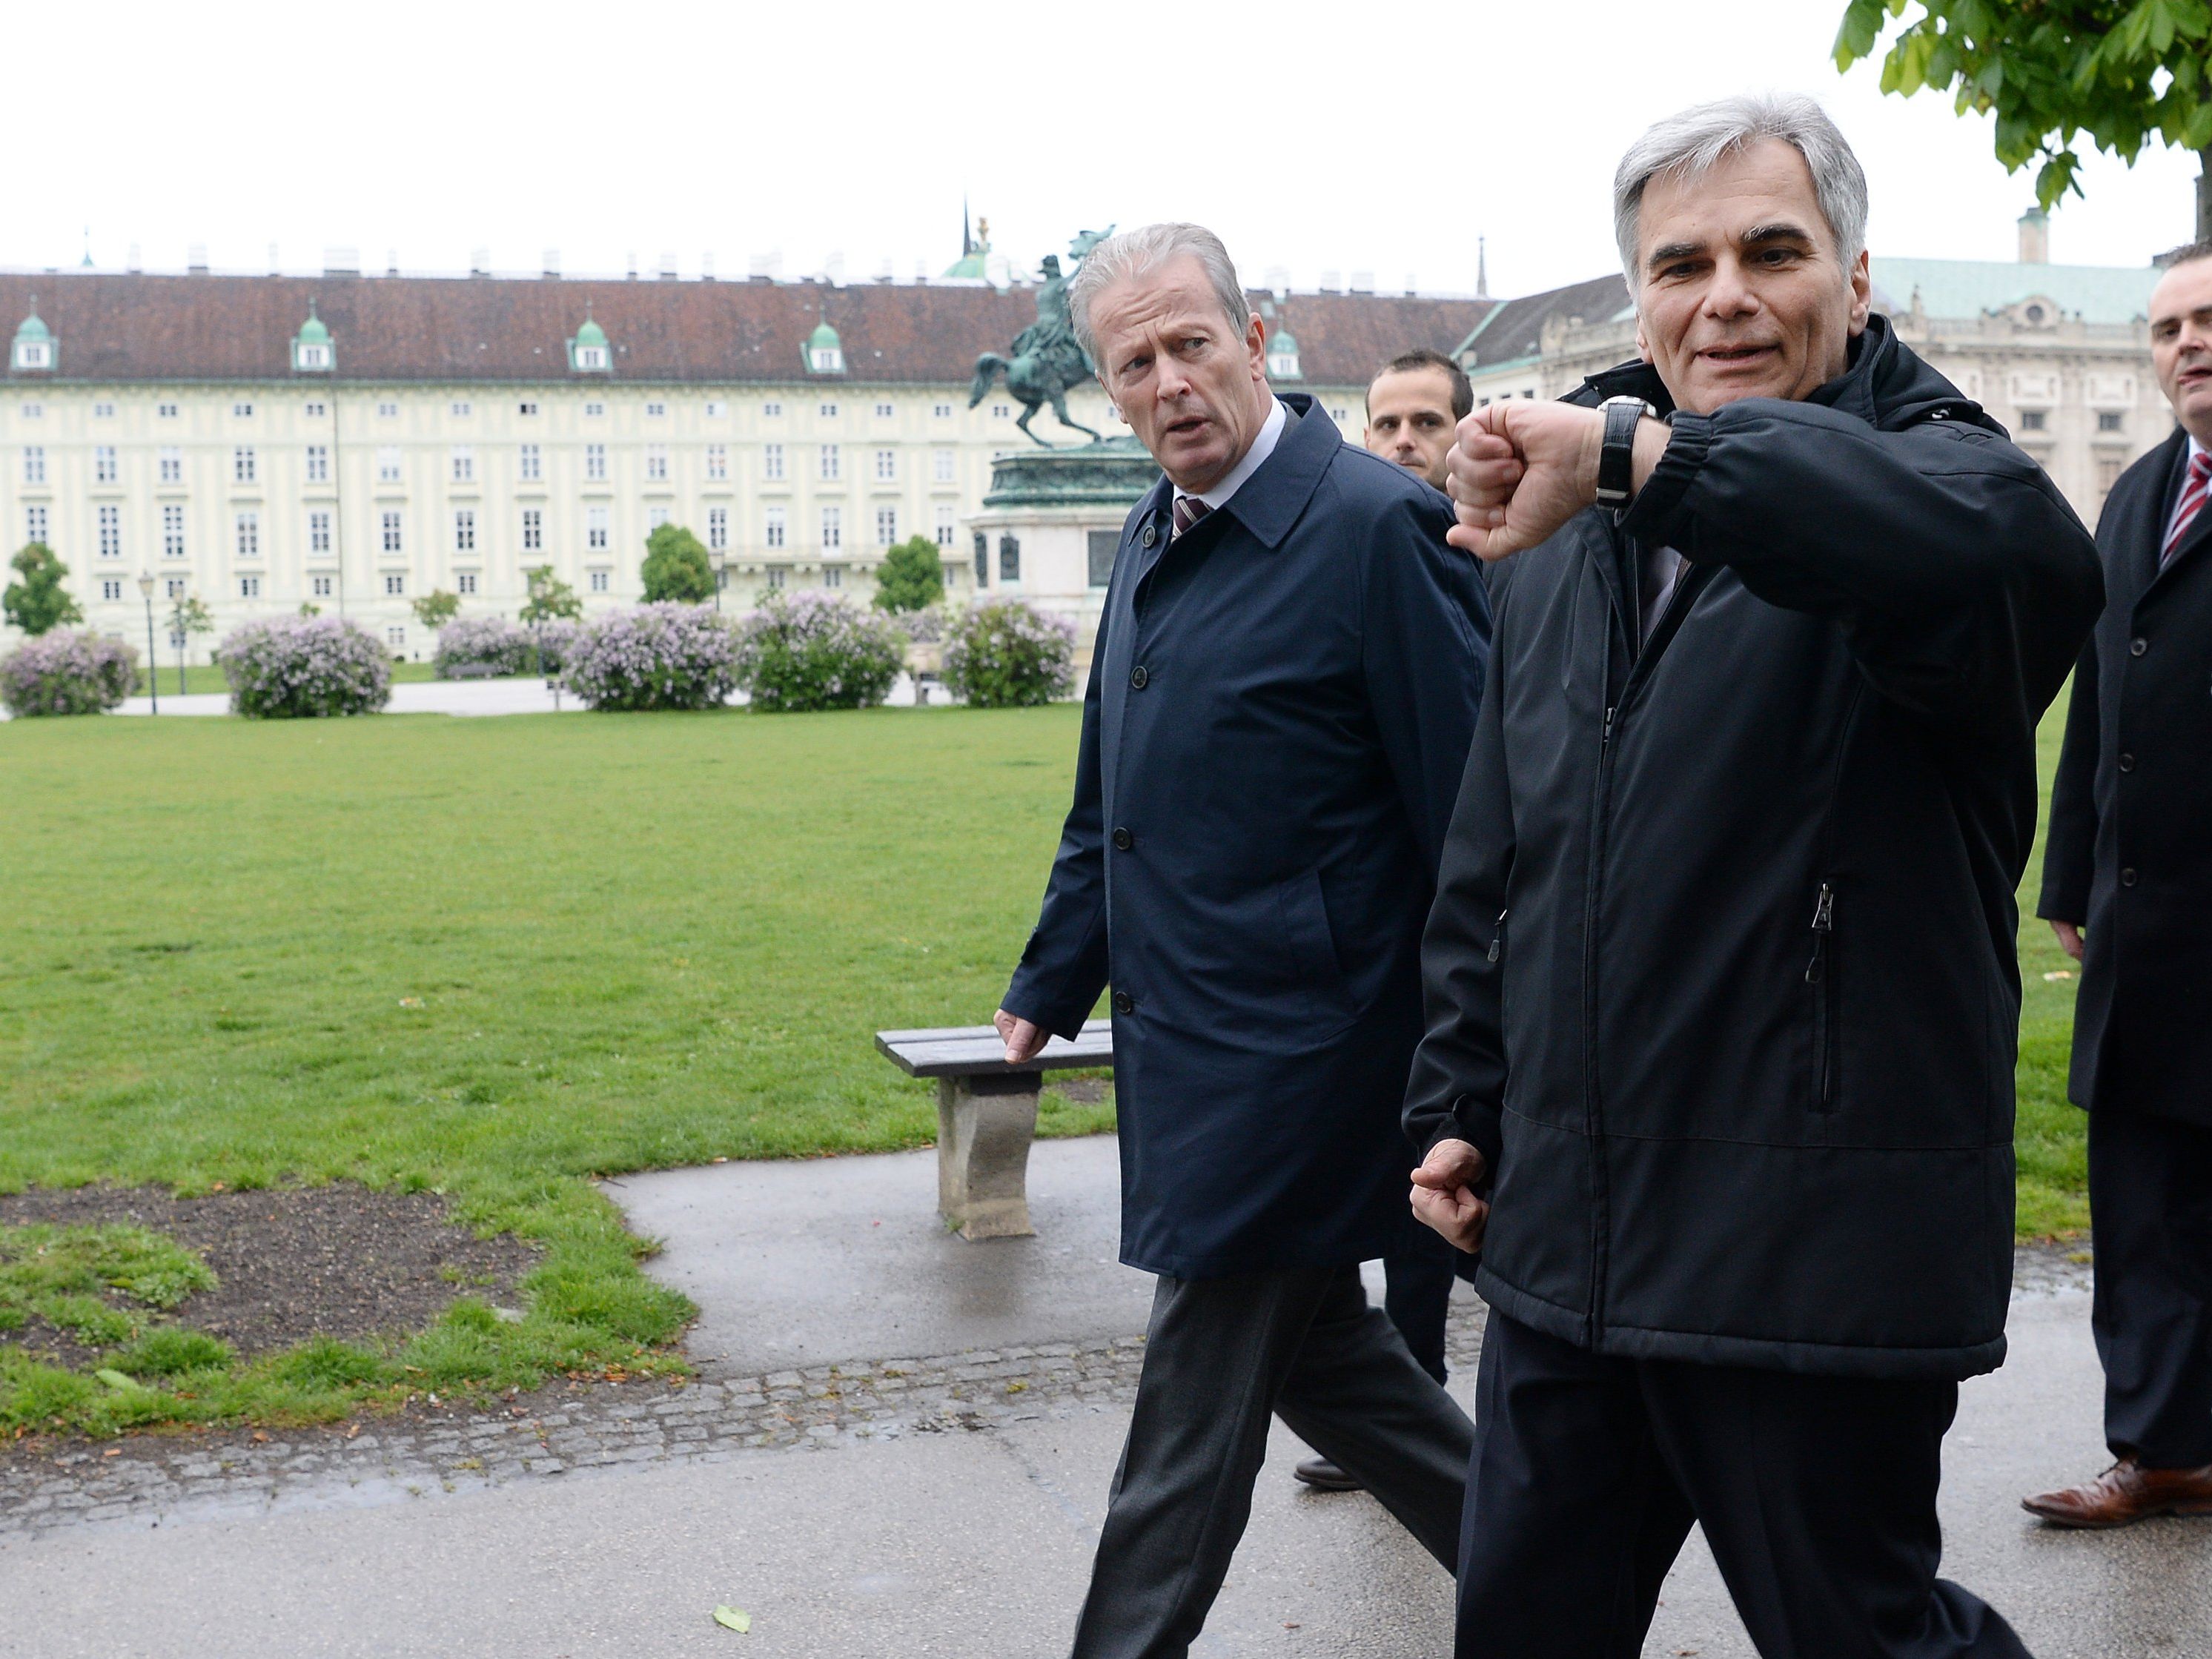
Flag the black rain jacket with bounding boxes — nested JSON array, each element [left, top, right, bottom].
[[1404, 317, 2102, 1380]]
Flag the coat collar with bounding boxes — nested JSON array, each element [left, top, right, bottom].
[[1215, 391, 1337, 549]]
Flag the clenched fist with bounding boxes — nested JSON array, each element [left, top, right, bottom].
[[1410, 1137, 1490, 1253], [1444, 401, 1669, 561]]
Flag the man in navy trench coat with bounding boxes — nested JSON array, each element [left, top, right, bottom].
[[994, 223, 1492, 1658]]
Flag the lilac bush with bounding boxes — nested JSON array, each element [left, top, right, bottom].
[[731, 592, 906, 712], [433, 617, 535, 679], [941, 599, 1077, 708], [219, 617, 391, 718], [561, 603, 738, 712], [532, 620, 580, 675], [0, 630, 139, 717]]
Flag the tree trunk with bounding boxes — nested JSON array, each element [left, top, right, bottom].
[[2199, 145, 2212, 245]]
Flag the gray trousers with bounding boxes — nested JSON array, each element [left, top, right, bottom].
[[1068, 1264, 1474, 1659]]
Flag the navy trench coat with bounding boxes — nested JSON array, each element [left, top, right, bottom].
[[1001, 394, 1492, 1278]]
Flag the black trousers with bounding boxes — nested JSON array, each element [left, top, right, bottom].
[[1456, 1312, 2029, 1659], [1069, 1264, 1474, 1659], [1382, 1224, 1470, 1385], [2090, 1105, 2212, 1467]]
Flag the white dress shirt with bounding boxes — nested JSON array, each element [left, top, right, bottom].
[[1174, 397, 1289, 520]]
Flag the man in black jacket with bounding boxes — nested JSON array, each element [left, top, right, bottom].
[[997, 223, 1491, 1658], [1404, 95, 2102, 1658], [2026, 244, 2212, 1529]]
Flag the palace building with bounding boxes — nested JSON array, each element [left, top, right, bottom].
[[0, 258, 1485, 661]]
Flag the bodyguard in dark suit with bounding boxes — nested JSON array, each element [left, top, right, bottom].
[[1407, 96, 2100, 1658], [994, 223, 1491, 1658], [2027, 245, 2212, 1529]]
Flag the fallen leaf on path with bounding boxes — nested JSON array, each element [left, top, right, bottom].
[[2042, 969, 2073, 981], [712, 1606, 752, 1633]]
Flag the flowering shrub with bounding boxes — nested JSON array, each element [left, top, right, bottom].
[[219, 617, 391, 718], [531, 620, 580, 674], [562, 603, 738, 712], [732, 592, 906, 712], [941, 599, 1077, 708], [433, 617, 535, 680], [0, 629, 139, 717], [897, 606, 948, 645]]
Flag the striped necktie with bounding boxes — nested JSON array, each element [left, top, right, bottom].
[[2164, 451, 2211, 568], [1171, 494, 1212, 539]]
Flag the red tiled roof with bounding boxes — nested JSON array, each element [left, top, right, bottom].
[[0, 272, 1493, 389]]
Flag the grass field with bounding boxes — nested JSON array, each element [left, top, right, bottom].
[[0, 691, 2087, 1432]]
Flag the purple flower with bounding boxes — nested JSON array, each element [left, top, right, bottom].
[[0, 630, 140, 717], [730, 592, 906, 712], [941, 599, 1076, 708], [218, 617, 392, 718], [563, 603, 740, 712]]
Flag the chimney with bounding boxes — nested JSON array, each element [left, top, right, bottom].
[[1350, 270, 1375, 294], [626, 251, 638, 280], [1319, 268, 1342, 293], [2018, 207, 2050, 265], [658, 250, 678, 279], [126, 242, 142, 274], [268, 242, 280, 275], [875, 255, 894, 283], [701, 251, 715, 281], [913, 257, 930, 284], [824, 251, 846, 285], [749, 251, 782, 282], [468, 248, 491, 276], [1265, 264, 1291, 296], [323, 246, 360, 276], [1403, 272, 1417, 297], [385, 248, 400, 276], [542, 248, 561, 279], [187, 242, 209, 274]]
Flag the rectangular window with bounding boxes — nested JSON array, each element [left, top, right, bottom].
[[26, 504, 47, 543], [166, 577, 186, 600], [95, 445, 119, 484], [233, 446, 256, 483], [2098, 410, 2125, 434], [305, 444, 329, 483], [648, 506, 671, 531], [239, 574, 261, 598], [933, 448, 956, 483], [821, 506, 842, 549], [706, 443, 727, 480], [875, 402, 894, 417], [22, 446, 44, 484], [159, 402, 179, 420], [824, 564, 844, 589], [587, 506, 609, 550], [99, 504, 122, 557], [584, 400, 605, 418], [2019, 408, 2048, 432], [706, 400, 728, 418], [936, 508, 956, 548], [765, 506, 786, 549], [646, 444, 669, 481], [377, 400, 398, 418], [311, 574, 333, 598], [519, 443, 541, 481], [387, 624, 406, 648], [1089, 529, 1119, 588], [162, 504, 185, 557], [766, 566, 787, 590], [646, 400, 666, 419], [1000, 534, 1020, 582], [233, 402, 254, 418], [933, 403, 953, 418], [384, 572, 405, 597], [457, 571, 479, 596], [308, 510, 331, 554], [2099, 456, 2126, 498], [101, 578, 125, 601], [94, 401, 116, 420], [708, 506, 728, 550], [764, 443, 786, 480], [589, 569, 610, 593], [451, 446, 475, 483], [819, 403, 838, 419], [874, 448, 896, 482], [518, 400, 539, 417], [763, 400, 783, 417], [820, 444, 841, 481], [159, 446, 182, 483], [523, 508, 543, 550], [586, 443, 607, 481], [377, 446, 402, 483], [451, 401, 471, 417], [876, 506, 898, 545], [454, 509, 476, 552], [235, 511, 260, 559], [303, 400, 326, 419], [382, 511, 403, 554]]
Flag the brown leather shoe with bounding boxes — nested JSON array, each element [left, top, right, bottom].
[[2022, 1457, 2212, 1528], [1293, 1455, 1363, 1492]]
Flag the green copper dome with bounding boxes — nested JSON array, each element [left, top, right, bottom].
[[807, 319, 840, 349], [574, 315, 609, 348], [296, 307, 329, 344], [16, 309, 50, 342], [804, 318, 844, 373]]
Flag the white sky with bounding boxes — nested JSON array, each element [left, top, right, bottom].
[[10, 0, 2203, 297]]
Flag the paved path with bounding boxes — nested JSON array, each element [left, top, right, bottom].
[[99, 672, 945, 719], [1, 1138, 2201, 1658]]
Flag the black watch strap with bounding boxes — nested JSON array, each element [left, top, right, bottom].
[[1595, 398, 1652, 508]]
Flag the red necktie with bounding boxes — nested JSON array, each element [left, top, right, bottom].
[[2163, 451, 2211, 567], [1171, 494, 1212, 539]]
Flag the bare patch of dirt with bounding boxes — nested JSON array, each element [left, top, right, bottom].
[[1052, 1078, 1112, 1105], [0, 1183, 538, 1364]]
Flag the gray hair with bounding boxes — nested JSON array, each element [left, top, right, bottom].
[[1067, 223, 1250, 368], [1613, 93, 1869, 291]]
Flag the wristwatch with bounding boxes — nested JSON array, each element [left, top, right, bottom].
[[1595, 396, 1658, 509]]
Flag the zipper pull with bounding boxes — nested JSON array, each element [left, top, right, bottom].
[[1487, 907, 1508, 964], [1601, 704, 1615, 747], [1805, 883, 1833, 984]]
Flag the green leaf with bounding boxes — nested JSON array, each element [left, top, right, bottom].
[[712, 1606, 752, 1634], [93, 1368, 147, 1392]]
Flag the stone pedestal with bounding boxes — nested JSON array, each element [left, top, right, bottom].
[[938, 1072, 1042, 1239]]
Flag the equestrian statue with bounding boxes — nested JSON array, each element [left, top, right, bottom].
[[968, 227, 1115, 446]]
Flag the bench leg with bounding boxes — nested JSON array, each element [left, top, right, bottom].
[[938, 1072, 1040, 1240]]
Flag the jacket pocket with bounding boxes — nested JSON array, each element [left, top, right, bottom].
[[1805, 882, 1838, 1111], [1276, 868, 1351, 1006]]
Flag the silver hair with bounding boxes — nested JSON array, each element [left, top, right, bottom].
[[1067, 223, 1250, 368], [1613, 93, 1870, 291]]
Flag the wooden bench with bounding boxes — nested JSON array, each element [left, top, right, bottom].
[[874, 1019, 1114, 1239]]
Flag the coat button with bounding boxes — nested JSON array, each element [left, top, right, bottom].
[[1112, 990, 1136, 1015], [1111, 827, 1133, 851], [1130, 665, 1149, 689], [1140, 524, 1156, 549], [2131, 636, 2148, 656], [2121, 867, 2139, 887], [2119, 752, 2136, 772]]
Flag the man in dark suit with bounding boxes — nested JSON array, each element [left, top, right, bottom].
[[2027, 242, 2212, 1529], [994, 222, 1491, 1658]]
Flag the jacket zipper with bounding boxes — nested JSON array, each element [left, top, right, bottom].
[[1806, 882, 1836, 1107], [1487, 907, 1508, 964]]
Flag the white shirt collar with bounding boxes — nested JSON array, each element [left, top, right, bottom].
[[1179, 397, 1288, 513], [2190, 433, 2209, 467]]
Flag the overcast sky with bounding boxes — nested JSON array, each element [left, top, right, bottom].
[[11, 0, 2202, 299]]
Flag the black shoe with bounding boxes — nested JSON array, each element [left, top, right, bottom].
[[1293, 1456, 1363, 1492]]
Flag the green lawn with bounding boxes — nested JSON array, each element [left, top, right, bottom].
[[0, 688, 2090, 1433]]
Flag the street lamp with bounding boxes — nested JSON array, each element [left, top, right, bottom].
[[710, 548, 726, 613], [136, 572, 159, 715]]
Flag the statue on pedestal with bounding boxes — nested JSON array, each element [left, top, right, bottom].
[[968, 227, 1116, 447]]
